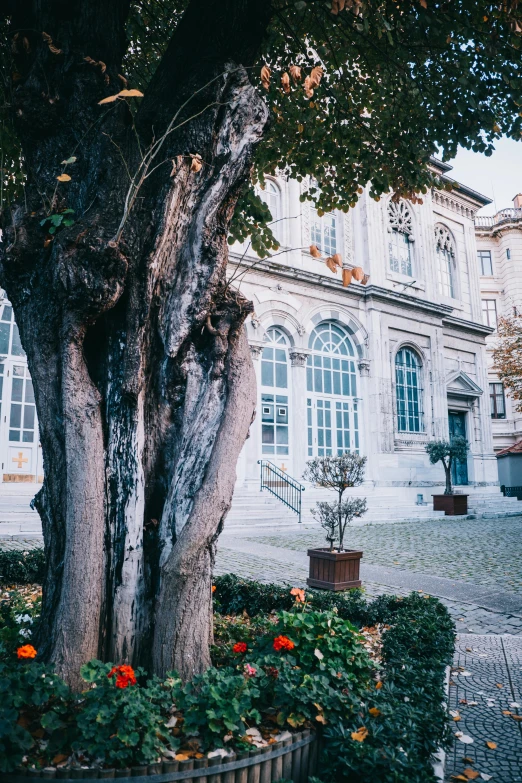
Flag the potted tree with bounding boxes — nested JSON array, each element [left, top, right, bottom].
[[425, 437, 469, 515], [304, 454, 367, 591]]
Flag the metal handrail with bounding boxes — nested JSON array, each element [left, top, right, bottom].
[[258, 459, 305, 523]]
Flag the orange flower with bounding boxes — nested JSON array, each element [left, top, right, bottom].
[[273, 635, 295, 652], [290, 587, 306, 603], [212, 585, 216, 593], [232, 642, 247, 654], [108, 664, 137, 689], [17, 644, 37, 659]]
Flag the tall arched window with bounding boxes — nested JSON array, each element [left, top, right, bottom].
[[435, 224, 457, 298], [261, 327, 289, 456], [395, 347, 423, 433], [259, 180, 282, 244], [387, 200, 414, 277], [306, 322, 359, 455]]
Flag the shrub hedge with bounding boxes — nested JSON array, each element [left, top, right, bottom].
[[0, 548, 46, 585], [214, 574, 454, 783]]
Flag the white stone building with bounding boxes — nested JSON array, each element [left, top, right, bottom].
[[0, 161, 506, 503], [475, 196, 522, 454], [234, 160, 499, 500]]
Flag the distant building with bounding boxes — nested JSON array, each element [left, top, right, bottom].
[[475, 195, 522, 452]]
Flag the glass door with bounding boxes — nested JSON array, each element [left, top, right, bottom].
[[307, 397, 359, 456], [1, 361, 40, 482], [449, 411, 468, 486]]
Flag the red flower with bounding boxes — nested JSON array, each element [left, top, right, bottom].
[[17, 644, 37, 660], [273, 635, 295, 652], [232, 642, 247, 654], [108, 664, 137, 689]]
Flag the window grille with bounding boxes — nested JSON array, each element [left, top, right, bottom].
[[434, 224, 457, 298], [395, 348, 423, 433]]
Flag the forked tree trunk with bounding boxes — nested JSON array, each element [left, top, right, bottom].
[[1, 0, 271, 687]]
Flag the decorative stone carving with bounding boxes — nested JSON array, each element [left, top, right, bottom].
[[434, 223, 456, 256], [387, 200, 414, 237], [357, 358, 371, 376], [296, 324, 306, 337], [343, 211, 354, 267], [249, 344, 264, 360], [289, 350, 309, 367], [250, 314, 260, 330]]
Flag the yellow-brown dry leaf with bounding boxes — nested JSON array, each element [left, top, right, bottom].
[[419, 0, 428, 8], [326, 257, 338, 274], [281, 73, 291, 94], [463, 769, 479, 780], [368, 707, 381, 717], [309, 66, 323, 88], [352, 266, 364, 281], [375, 681, 383, 689], [342, 268, 352, 287], [451, 777, 468, 782], [260, 65, 271, 90], [462, 757, 474, 764], [315, 714, 327, 724], [118, 89, 144, 98], [351, 727, 368, 742], [496, 683, 503, 688], [190, 155, 203, 173], [310, 244, 321, 258], [52, 755, 68, 765], [98, 94, 119, 104], [331, 0, 339, 14], [56, 174, 71, 182], [303, 76, 314, 98], [175, 754, 189, 761], [331, 252, 342, 267], [511, 715, 522, 721], [485, 741, 497, 750], [502, 710, 512, 716], [453, 714, 461, 721], [289, 65, 302, 83]]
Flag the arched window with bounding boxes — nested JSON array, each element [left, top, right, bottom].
[[387, 200, 414, 277], [435, 224, 457, 298], [306, 322, 359, 455], [261, 327, 289, 456], [395, 347, 423, 433], [259, 180, 282, 244]]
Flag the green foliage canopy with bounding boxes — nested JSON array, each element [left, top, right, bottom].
[[2, 0, 522, 252]]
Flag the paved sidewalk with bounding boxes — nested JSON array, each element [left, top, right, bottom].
[[445, 634, 522, 783]]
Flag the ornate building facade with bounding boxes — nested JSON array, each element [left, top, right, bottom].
[[475, 195, 522, 453], [234, 160, 499, 498]]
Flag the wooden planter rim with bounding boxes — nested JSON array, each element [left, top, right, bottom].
[[307, 548, 363, 560], [6, 732, 316, 783]]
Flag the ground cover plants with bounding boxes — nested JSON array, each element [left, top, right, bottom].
[[0, 569, 454, 782]]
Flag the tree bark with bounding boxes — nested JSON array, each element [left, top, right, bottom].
[[1, 0, 270, 687]]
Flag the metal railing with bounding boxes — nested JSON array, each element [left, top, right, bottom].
[[258, 460, 305, 522], [500, 485, 522, 499]]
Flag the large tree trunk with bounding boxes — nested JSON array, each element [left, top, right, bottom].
[[1, 0, 270, 687]]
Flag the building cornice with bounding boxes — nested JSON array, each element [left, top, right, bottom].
[[229, 255, 458, 320], [441, 314, 494, 336]]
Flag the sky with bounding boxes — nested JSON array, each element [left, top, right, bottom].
[[446, 137, 522, 216]]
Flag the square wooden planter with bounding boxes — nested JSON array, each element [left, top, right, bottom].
[[432, 494, 468, 516], [307, 547, 363, 591]]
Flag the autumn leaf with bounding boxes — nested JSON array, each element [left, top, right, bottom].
[[342, 268, 352, 287], [42, 32, 62, 54], [315, 714, 327, 723], [368, 707, 381, 717], [52, 755, 68, 765], [175, 754, 189, 761], [56, 174, 71, 182], [309, 66, 324, 88], [281, 73, 291, 94], [190, 154, 203, 173], [117, 89, 144, 98], [463, 769, 480, 780], [310, 244, 321, 258], [98, 94, 119, 105], [331, 252, 342, 267], [375, 681, 383, 689], [485, 741, 497, 750], [289, 65, 302, 83], [326, 257, 339, 274], [303, 76, 314, 99], [451, 776, 469, 782], [496, 683, 503, 688], [352, 266, 364, 281], [260, 65, 271, 90], [351, 726, 368, 742]]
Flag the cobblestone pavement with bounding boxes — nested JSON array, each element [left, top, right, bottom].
[[245, 514, 522, 595], [215, 541, 522, 635], [445, 634, 522, 783]]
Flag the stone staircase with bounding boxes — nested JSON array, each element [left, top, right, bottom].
[[225, 483, 522, 529]]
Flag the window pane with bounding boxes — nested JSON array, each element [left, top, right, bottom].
[[11, 378, 23, 402], [10, 402, 21, 427], [0, 322, 10, 354], [23, 431, 34, 442], [11, 324, 25, 356], [1, 305, 12, 322], [261, 361, 273, 387], [25, 380, 35, 404], [275, 362, 287, 388], [23, 407, 35, 429], [9, 429, 20, 441]]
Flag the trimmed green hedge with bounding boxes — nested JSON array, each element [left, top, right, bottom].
[[0, 548, 46, 585], [214, 574, 454, 783]]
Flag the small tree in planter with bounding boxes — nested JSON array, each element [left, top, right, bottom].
[[303, 454, 367, 591], [425, 437, 469, 515]]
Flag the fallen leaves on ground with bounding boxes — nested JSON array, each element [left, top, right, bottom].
[[485, 741, 497, 750]]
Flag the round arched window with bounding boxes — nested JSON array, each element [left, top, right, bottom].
[[261, 327, 289, 457], [395, 347, 423, 433], [306, 322, 359, 455]]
